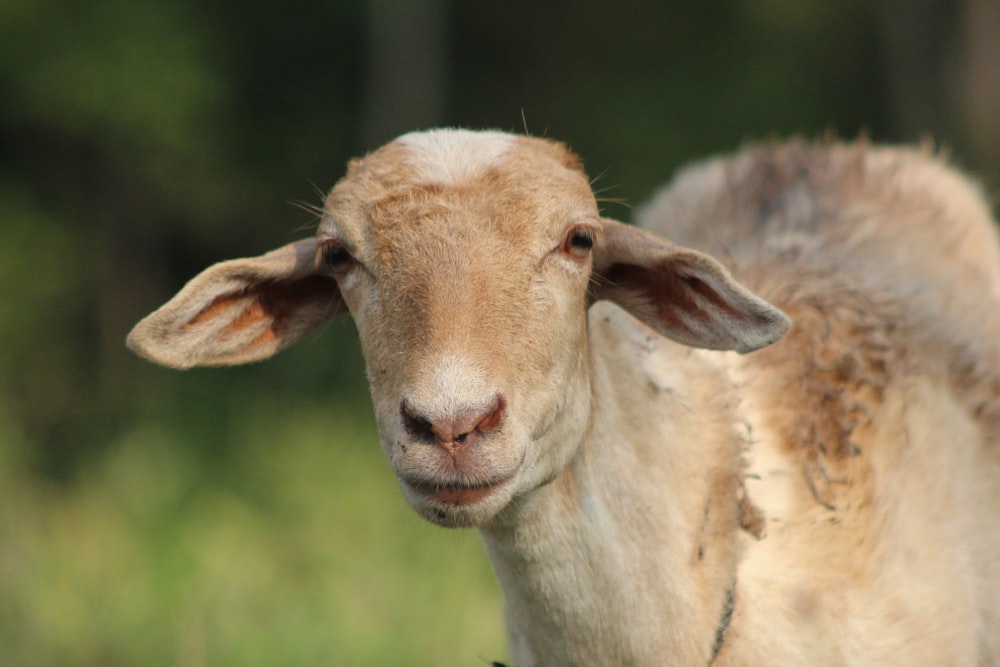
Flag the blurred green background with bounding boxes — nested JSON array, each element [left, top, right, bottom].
[[2, 0, 998, 665]]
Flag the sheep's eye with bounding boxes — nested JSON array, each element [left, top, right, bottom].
[[562, 227, 596, 260], [320, 242, 353, 271]]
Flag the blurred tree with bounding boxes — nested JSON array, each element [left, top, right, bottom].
[[954, 0, 1000, 177], [0, 0, 228, 472], [362, 0, 450, 146], [879, 0, 1000, 180]]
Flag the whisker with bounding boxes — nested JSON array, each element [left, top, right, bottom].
[[591, 181, 622, 195], [288, 198, 327, 234], [308, 179, 329, 203], [589, 167, 611, 187], [289, 199, 325, 216], [596, 196, 632, 208], [588, 271, 613, 289]]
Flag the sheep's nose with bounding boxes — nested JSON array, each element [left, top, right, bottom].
[[401, 394, 506, 448]]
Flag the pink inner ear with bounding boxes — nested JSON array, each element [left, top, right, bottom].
[[223, 301, 267, 337], [184, 291, 264, 339], [599, 263, 703, 330], [185, 275, 340, 341], [602, 260, 754, 328], [186, 295, 243, 329], [676, 271, 750, 321], [255, 274, 341, 328]]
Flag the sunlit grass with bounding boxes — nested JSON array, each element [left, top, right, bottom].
[[0, 398, 507, 666]]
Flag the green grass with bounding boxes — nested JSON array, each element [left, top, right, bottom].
[[0, 398, 507, 667]]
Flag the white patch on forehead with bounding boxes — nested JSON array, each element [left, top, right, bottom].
[[397, 129, 515, 185]]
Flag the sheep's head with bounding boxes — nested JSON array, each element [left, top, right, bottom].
[[128, 129, 789, 527]]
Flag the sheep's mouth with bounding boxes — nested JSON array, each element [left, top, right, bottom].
[[403, 466, 520, 506], [413, 482, 498, 505]]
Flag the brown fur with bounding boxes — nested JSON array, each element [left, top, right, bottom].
[[642, 140, 1000, 510], [642, 140, 1000, 664]]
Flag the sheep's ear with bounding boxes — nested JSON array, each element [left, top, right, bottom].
[[591, 219, 790, 353], [127, 239, 342, 369]]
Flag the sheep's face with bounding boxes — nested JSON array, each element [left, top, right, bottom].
[[126, 128, 789, 529], [318, 131, 600, 526]]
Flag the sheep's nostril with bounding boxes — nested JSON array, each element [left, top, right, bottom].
[[401, 401, 436, 442], [400, 394, 506, 448], [475, 395, 506, 435]]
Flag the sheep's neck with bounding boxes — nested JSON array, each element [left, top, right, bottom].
[[481, 313, 747, 665]]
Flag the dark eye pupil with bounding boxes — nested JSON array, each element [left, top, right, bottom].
[[571, 230, 594, 249], [322, 245, 351, 267]]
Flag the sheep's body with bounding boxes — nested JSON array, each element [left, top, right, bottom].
[[628, 141, 1000, 665], [128, 131, 1000, 665]]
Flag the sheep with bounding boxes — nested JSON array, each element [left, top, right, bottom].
[[127, 129, 1000, 666]]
